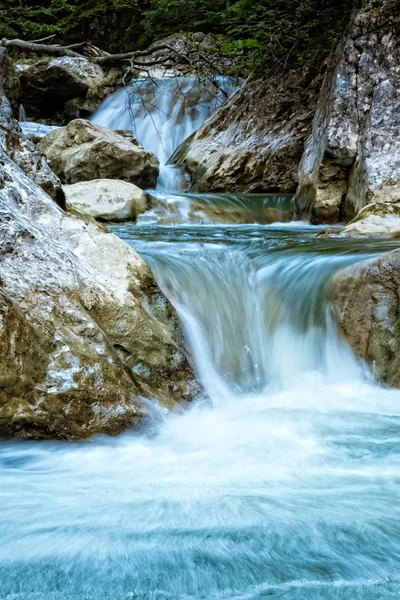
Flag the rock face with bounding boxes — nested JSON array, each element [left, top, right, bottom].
[[174, 0, 400, 226], [64, 179, 149, 221], [19, 56, 105, 120], [172, 72, 323, 194], [0, 60, 199, 440], [39, 119, 159, 188], [0, 49, 60, 199], [331, 249, 400, 388], [296, 0, 400, 223], [0, 46, 21, 116]]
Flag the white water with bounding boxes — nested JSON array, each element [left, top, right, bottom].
[[91, 77, 240, 190], [3, 76, 400, 599], [3, 227, 400, 599]]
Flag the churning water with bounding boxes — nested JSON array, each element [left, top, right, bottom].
[[4, 75, 400, 599], [3, 223, 400, 600]]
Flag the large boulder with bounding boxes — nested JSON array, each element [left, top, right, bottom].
[[19, 56, 105, 119], [0, 154, 199, 439], [0, 63, 199, 440], [331, 249, 400, 388], [38, 119, 159, 188], [172, 72, 323, 194], [296, 0, 400, 223], [64, 179, 149, 221]]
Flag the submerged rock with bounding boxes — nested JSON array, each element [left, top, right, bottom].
[[331, 249, 400, 388], [64, 179, 149, 221], [38, 119, 159, 188]]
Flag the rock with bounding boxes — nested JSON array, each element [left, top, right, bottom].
[[331, 249, 400, 388], [144, 192, 293, 225], [323, 201, 400, 238], [174, 0, 400, 228], [0, 51, 60, 200], [296, 0, 400, 223], [64, 179, 148, 221], [172, 72, 323, 194], [38, 119, 159, 188], [0, 47, 21, 117], [0, 67, 199, 440], [19, 57, 105, 119]]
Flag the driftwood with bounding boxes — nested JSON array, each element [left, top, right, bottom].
[[0, 37, 229, 98]]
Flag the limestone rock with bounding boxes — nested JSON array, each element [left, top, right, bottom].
[[331, 249, 400, 388], [173, 73, 323, 194], [324, 201, 400, 238], [0, 153, 198, 439], [64, 179, 148, 221], [38, 119, 159, 188], [296, 0, 400, 223], [0, 71, 198, 440], [0, 51, 60, 200]]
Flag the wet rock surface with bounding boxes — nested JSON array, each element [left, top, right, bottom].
[[172, 72, 321, 195], [38, 119, 159, 188], [321, 200, 400, 238], [331, 249, 400, 388]]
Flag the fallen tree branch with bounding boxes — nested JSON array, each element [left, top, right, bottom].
[[1, 38, 89, 58], [1, 37, 229, 98]]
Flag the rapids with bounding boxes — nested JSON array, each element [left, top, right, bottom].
[[2, 223, 400, 599], [3, 76, 400, 599]]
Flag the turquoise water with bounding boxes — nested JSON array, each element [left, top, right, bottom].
[[2, 223, 400, 599]]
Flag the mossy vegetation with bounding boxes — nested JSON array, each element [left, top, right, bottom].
[[1, 0, 355, 74]]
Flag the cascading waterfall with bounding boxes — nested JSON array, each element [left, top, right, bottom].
[[3, 224, 400, 599], [91, 77, 240, 190], [4, 74, 400, 600]]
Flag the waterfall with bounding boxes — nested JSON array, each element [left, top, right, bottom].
[[3, 225, 400, 600], [5, 70, 400, 600], [122, 226, 372, 399], [91, 77, 240, 190]]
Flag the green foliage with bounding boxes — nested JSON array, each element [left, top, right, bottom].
[[144, 0, 354, 73], [0, 0, 69, 39], [0, 0, 355, 73], [223, 0, 354, 73], [144, 0, 227, 37]]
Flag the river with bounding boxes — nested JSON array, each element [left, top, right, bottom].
[[3, 78, 400, 599]]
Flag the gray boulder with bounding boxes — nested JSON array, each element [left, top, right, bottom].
[[38, 119, 159, 188]]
